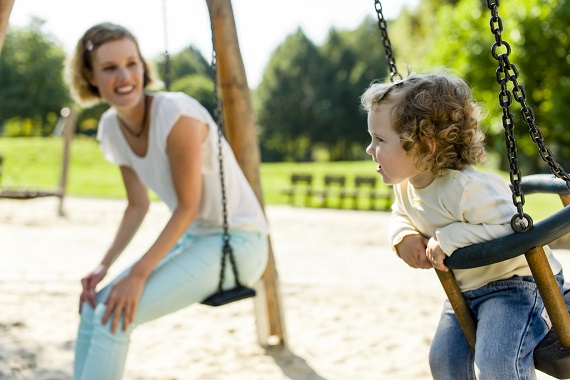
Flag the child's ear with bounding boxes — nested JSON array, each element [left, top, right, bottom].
[[426, 138, 437, 154]]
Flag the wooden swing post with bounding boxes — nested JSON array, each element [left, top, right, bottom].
[[0, 0, 15, 56], [205, 0, 287, 348]]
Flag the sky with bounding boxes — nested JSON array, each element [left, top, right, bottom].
[[7, 0, 418, 87]]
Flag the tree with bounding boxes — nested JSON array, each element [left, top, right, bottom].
[[154, 45, 212, 90], [315, 17, 388, 160], [0, 17, 70, 135], [255, 29, 325, 161], [390, 0, 570, 172], [255, 19, 389, 162]]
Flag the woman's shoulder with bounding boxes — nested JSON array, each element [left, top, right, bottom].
[[154, 91, 199, 106], [154, 92, 207, 116]]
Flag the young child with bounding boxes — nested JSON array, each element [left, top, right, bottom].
[[361, 71, 564, 379]]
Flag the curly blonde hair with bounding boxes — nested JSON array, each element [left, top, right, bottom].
[[360, 70, 487, 177], [66, 22, 155, 106]]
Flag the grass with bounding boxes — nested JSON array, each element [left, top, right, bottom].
[[0, 136, 564, 221]]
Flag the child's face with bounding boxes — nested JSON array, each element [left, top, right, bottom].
[[366, 103, 433, 188]]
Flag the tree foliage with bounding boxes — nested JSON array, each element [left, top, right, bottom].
[[390, 0, 570, 171], [255, 19, 388, 162], [0, 17, 71, 136]]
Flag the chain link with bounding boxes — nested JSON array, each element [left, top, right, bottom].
[[373, 0, 402, 82], [486, 0, 570, 232], [209, 12, 244, 293]]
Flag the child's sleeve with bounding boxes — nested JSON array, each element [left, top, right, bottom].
[[388, 188, 421, 253]]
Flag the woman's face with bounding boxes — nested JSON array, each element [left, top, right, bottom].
[[88, 38, 145, 110]]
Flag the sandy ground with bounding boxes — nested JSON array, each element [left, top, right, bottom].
[[1, 196, 569, 380]]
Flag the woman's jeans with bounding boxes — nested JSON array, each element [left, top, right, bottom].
[[429, 273, 565, 380], [73, 231, 268, 380]]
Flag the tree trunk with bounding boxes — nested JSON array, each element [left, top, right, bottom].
[[0, 0, 15, 56]]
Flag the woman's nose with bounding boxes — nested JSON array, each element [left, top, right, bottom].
[[116, 66, 129, 80]]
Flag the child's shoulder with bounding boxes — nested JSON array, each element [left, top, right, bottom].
[[450, 167, 510, 195]]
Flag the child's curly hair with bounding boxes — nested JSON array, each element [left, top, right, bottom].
[[360, 70, 487, 177]]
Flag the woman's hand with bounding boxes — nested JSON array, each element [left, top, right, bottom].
[[395, 234, 431, 269], [79, 264, 108, 313], [426, 237, 449, 272], [101, 271, 147, 333]]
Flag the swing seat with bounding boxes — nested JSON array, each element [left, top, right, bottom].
[[534, 287, 570, 379], [201, 286, 256, 307], [444, 174, 570, 379]]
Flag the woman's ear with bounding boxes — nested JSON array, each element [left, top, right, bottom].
[[86, 70, 97, 87]]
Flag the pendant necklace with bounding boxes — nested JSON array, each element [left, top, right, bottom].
[[117, 94, 149, 138]]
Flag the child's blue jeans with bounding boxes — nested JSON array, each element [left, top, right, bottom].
[[73, 230, 268, 380], [429, 272, 565, 380]]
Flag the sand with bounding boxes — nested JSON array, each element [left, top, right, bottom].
[[0, 196, 568, 380]]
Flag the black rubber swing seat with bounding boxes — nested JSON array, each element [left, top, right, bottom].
[[534, 287, 570, 379], [201, 286, 256, 307]]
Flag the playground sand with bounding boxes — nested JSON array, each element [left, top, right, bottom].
[[0, 196, 568, 380]]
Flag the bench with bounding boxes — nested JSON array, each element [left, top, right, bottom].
[[313, 175, 347, 208], [281, 173, 314, 206], [345, 175, 394, 210]]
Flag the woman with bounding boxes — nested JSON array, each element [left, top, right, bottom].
[[67, 22, 269, 380]]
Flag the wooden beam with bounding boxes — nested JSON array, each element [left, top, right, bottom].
[[206, 0, 287, 348], [0, 0, 15, 57]]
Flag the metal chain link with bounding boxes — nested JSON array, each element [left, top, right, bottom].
[[486, 0, 570, 232], [161, 0, 171, 91], [373, 0, 402, 82], [209, 12, 244, 293]]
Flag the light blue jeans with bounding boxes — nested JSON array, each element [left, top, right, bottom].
[[73, 231, 268, 380], [429, 272, 565, 380]]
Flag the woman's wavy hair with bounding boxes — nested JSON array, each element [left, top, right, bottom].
[[66, 22, 156, 106], [360, 69, 487, 178]]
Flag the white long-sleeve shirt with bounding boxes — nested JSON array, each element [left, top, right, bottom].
[[389, 167, 562, 291]]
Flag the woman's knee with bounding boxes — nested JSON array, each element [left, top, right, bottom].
[[89, 303, 132, 342]]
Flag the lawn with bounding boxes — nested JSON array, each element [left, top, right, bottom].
[[0, 136, 564, 221]]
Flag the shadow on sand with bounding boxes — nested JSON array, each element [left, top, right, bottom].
[[265, 346, 326, 380]]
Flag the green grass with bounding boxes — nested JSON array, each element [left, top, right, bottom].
[[0, 137, 564, 221]]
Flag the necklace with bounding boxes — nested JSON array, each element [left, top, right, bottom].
[[117, 94, 149, 138]]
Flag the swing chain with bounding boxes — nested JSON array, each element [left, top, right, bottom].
[[209, 18, 244, 293], [487, 0, 570, 231], [373, 0, 402, 82], [161, 0, 171, 91]]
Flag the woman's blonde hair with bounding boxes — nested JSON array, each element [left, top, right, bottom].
[[66, 22, 155, 106], [360, 70, 487, 177]]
